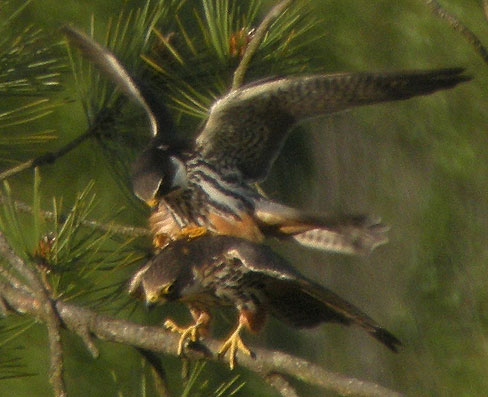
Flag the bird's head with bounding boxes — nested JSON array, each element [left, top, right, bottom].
[[143, 279, 177, 308], [128, 246, 195, 308], [131, 142, 187, 207], [60, 25, 188, 207]]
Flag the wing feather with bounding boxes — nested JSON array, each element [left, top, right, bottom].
[[61, 25, 176, 141], [220, 236, 401, 351], [197, 68, 471, 181], [264, 277, 401, 351]]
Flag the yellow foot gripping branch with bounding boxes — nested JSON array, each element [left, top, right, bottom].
[[217, 323, 255, 370], [164, 318, 206, 356]]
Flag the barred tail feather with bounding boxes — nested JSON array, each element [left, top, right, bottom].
[[291, 223, 388, 255], [254, 200, 388, 255]]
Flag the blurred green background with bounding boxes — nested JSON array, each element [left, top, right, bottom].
[[0, 0, 486, 396]]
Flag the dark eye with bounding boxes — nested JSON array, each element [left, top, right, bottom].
[[163, 283, 174, 295]]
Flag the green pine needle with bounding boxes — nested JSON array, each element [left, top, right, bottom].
[[0, 98, 66, 165], [0, 99, 59, 128], [0, 180, 32, 257], [143, 0, 323, 124], [215, 374, 246, 396], [42, 182, 143, 306], [0, 4, 70, 164], [182, 361, 207, 397], [181, 362, 246, 397], [0, 24, 65, 96], [0, 174, 140, 307], [0, 319, 36, 380], [67, 0, 179, 126]]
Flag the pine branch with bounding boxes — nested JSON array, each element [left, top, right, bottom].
[[265, 373, 299, 397], [0, 232, 66, 397], [0, 266, 32, 296], [0, 276, 402, 397], [423, 0, 488, 65]]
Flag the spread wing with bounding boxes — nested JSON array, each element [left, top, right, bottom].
[[223, 236, 400, 351], [196, 68, 471, 182], [61, 25, 176, 142], [262, 277, 401, 352], [62, 26, 185, 202]]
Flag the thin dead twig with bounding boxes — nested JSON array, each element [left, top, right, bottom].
[[423, 0, 488, 65], [0, 194, 149, 237], [231, 0, 295, 90], [0, 98, 125, 184], [0, 128, 93, 183]]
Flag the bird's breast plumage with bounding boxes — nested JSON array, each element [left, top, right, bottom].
[[150, 155, 264, 244]]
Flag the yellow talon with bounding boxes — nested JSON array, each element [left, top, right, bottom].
[[153, 233, 171, 249], [145, 198, 159, 208], [152, 226, 207, 249], [176, 226, 208, 240], [218, 323, 253, 370], [164, 319, 203, 356]]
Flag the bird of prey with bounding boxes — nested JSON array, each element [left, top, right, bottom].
[[129, 234, 401, 369], [62, 26, 471, 255]]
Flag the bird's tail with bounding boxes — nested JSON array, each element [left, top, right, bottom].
[[254, 200, 388, 255]]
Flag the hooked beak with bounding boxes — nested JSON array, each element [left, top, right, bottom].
[[145, 198, 159, 208], [145, 294, 167, 310]]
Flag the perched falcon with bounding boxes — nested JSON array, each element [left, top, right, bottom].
[[62, 26, 471, 254], [129, 234, 401, 369]]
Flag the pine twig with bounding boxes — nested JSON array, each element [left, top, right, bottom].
[[74, 217, 149, 237], [0, 232, 66, 397], [0, 279, 403, 397], [231, 0, 295, 90], [423, 0, 488, 65], [0, 194, 149, 237], [0, 101, 121, 183], [0, 128, 93, 183]]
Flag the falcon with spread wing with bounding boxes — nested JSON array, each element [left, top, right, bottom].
[[129, 234, 401, 369], [63, 26, 471, 255]]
